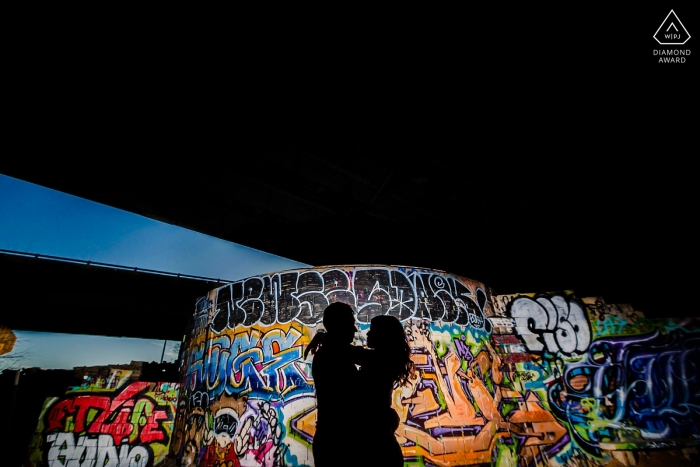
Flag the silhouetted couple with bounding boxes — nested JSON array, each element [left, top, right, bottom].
[[304, 302, 414, 467]]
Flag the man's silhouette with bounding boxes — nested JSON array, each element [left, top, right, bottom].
[[306, 302, 359, 467]]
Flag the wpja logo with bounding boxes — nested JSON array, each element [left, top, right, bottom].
[[653, 9, 691, 63]]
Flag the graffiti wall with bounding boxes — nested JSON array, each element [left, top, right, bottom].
[[491, 292, 700, 466], [26, 380, 179, 467], [173, 266, 700, 467]]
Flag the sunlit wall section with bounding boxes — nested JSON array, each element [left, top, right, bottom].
[[172, 268, 700, 467], [173, 265, 493, 467]]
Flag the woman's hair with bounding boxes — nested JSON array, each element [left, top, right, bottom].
[[370, 315, 415, 388]]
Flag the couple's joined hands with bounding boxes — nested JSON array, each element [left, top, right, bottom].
[[303, 330, 326, 359]]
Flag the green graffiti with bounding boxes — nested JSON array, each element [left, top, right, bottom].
[[500, 401, 517, 418], [435, 340, 448, 359], [130, 398, 155, 443], [494, 443, 517, 467]]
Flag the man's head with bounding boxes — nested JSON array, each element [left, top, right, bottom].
[[322, 302, 357, 344]]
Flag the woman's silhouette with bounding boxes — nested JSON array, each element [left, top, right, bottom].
[[305, 305, 414, 467], [358, 314, 414, 467]]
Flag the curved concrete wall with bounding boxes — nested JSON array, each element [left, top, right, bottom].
[[172, 265, 700, 467]]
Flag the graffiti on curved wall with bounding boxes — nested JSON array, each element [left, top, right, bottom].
[[174, 266, 700, 467], [207, 266, 491, 330], [175, 266, 494, 466], [26, 381, 179, 467]]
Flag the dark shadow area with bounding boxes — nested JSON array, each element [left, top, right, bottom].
[[1, 251, 218, 341], [0, 368, 79, 466]]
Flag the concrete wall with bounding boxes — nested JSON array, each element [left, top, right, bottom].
[[170, 265, 700, 467]]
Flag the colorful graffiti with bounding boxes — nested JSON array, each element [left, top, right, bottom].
[[26, 381, 179, 467], [172, 266, 700, 467], [175, 319, 311, 466], [208, 267, 490, 330], [549, 328, 700, 454]]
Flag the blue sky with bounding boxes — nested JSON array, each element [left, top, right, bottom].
[[0, 174, 310, 370]]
